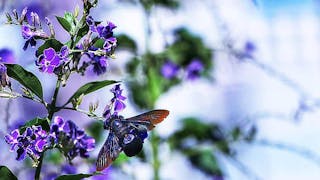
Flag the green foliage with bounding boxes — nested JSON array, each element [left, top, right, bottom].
[[113, 153, 130, 167], [126, 28, 212, 109], [5, 64, 44, 100], [56, 12, 77, 34], [36, 39, 64, 57], [56, 16, 72, 33], [64, 80, 119, 106], [0, 166, 18, 180], [116, 34, 137, 53], [45, 150, 63, 165], [186, 149, 222, 176], [166, 28, 213, 75], [139, 0, 179, 10], [87, 121, 104, 143], [55, 173, 99, 180], [19, 117, 50, 133], [75, 24, 89, 45]]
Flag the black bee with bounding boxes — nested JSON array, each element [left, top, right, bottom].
[[96, 109, 169, 171]]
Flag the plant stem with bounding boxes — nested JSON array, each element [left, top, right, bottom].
[[34, 152, 45, 180], [48, 77, 62, 120], [151, 131, 160, 180], [35, 77, 61, 179]]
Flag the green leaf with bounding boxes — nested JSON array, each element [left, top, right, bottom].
[[113, 153, 130, 166], [64, 80, 119, 106], [19, 117, 50, 133], [93, 39, 105, 49], [75, 24, 89, 45], [187, 149, 222, 176], [55, 173, 99, 180], [5, 64, 43, 100], [36, 39, 64, 57], [0, 166, 18, 180], [56, 16, 72, 33], [116, 34, 137, 53]]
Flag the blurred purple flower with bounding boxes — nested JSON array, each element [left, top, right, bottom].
[[0, 48, 15, 63], [244, 41, 256, 58], [62, 164, 77, 174], [90, 53, 108, 75], [161, 60, 179, 79], [186, 59, 204, 80], [96, 22, 116, 40]]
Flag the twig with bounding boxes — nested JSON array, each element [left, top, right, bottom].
[[253, 139, 320, 166], [226, 156, 261, 180]]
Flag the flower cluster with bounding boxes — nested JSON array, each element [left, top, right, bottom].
[[161, 59, 204, 80], [0, 63, 10, 88], [6, 7, 53, 50], [36, 46, 69, 73], [4, 116, 95, 163], [5, 126, 48, 162], [103, 84, 126, 120], [78, 16, 117, 75], [49, 116, 95, 160]]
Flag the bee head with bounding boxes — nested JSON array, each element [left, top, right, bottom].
[[122, 133, 143, 157]]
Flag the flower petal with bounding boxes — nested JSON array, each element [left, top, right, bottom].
[[43, 48, 56, 60]]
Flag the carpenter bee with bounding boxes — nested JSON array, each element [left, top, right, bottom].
[[96, 109, 169, 171]]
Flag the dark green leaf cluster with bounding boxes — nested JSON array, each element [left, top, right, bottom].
[[124, 28, 213, 109], [168, 117, 257, 176]]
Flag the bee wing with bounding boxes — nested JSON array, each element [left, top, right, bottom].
[[125, 109, 169, 130], [96, 132, 122, 171]]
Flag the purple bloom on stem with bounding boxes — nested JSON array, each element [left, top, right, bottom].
[[49, 116, 95, 160], [4, 129, 20, 151], [92, 55, 108, 75], [103, 84, 127, 121], [96, 21, 116, 40], [60, 46, 69, 61], [86, 16, 96, 32], [161, 60, 179, 79], [37, 48, 61, 73], [186, 59, 204, 80], [22, 25, 37, 50], [5, 126, 49, 161]]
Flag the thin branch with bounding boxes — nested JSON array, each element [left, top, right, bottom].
[[58, 106, 104, 120], [226, 156, 261, 180], [253, 139, 320, 166]]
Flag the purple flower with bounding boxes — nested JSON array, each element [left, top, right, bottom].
[[243, 41, 256, 58], [161, 60, 179, 79], [5, 126, 49, 161], [60, 46, 69, 61], [86, 16, 96, 32], [186, 59, 204, 80], [0, 48, 15, 63], [103, 84, 126, 121], [22, 25, 37, 50], [37, 48, 61, 73], [0, 63, 10, 88], [49, 116, 95, 160], [91, 54, 108, 75]]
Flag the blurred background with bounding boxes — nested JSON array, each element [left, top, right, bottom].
[[1, 0, 320, 179]]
